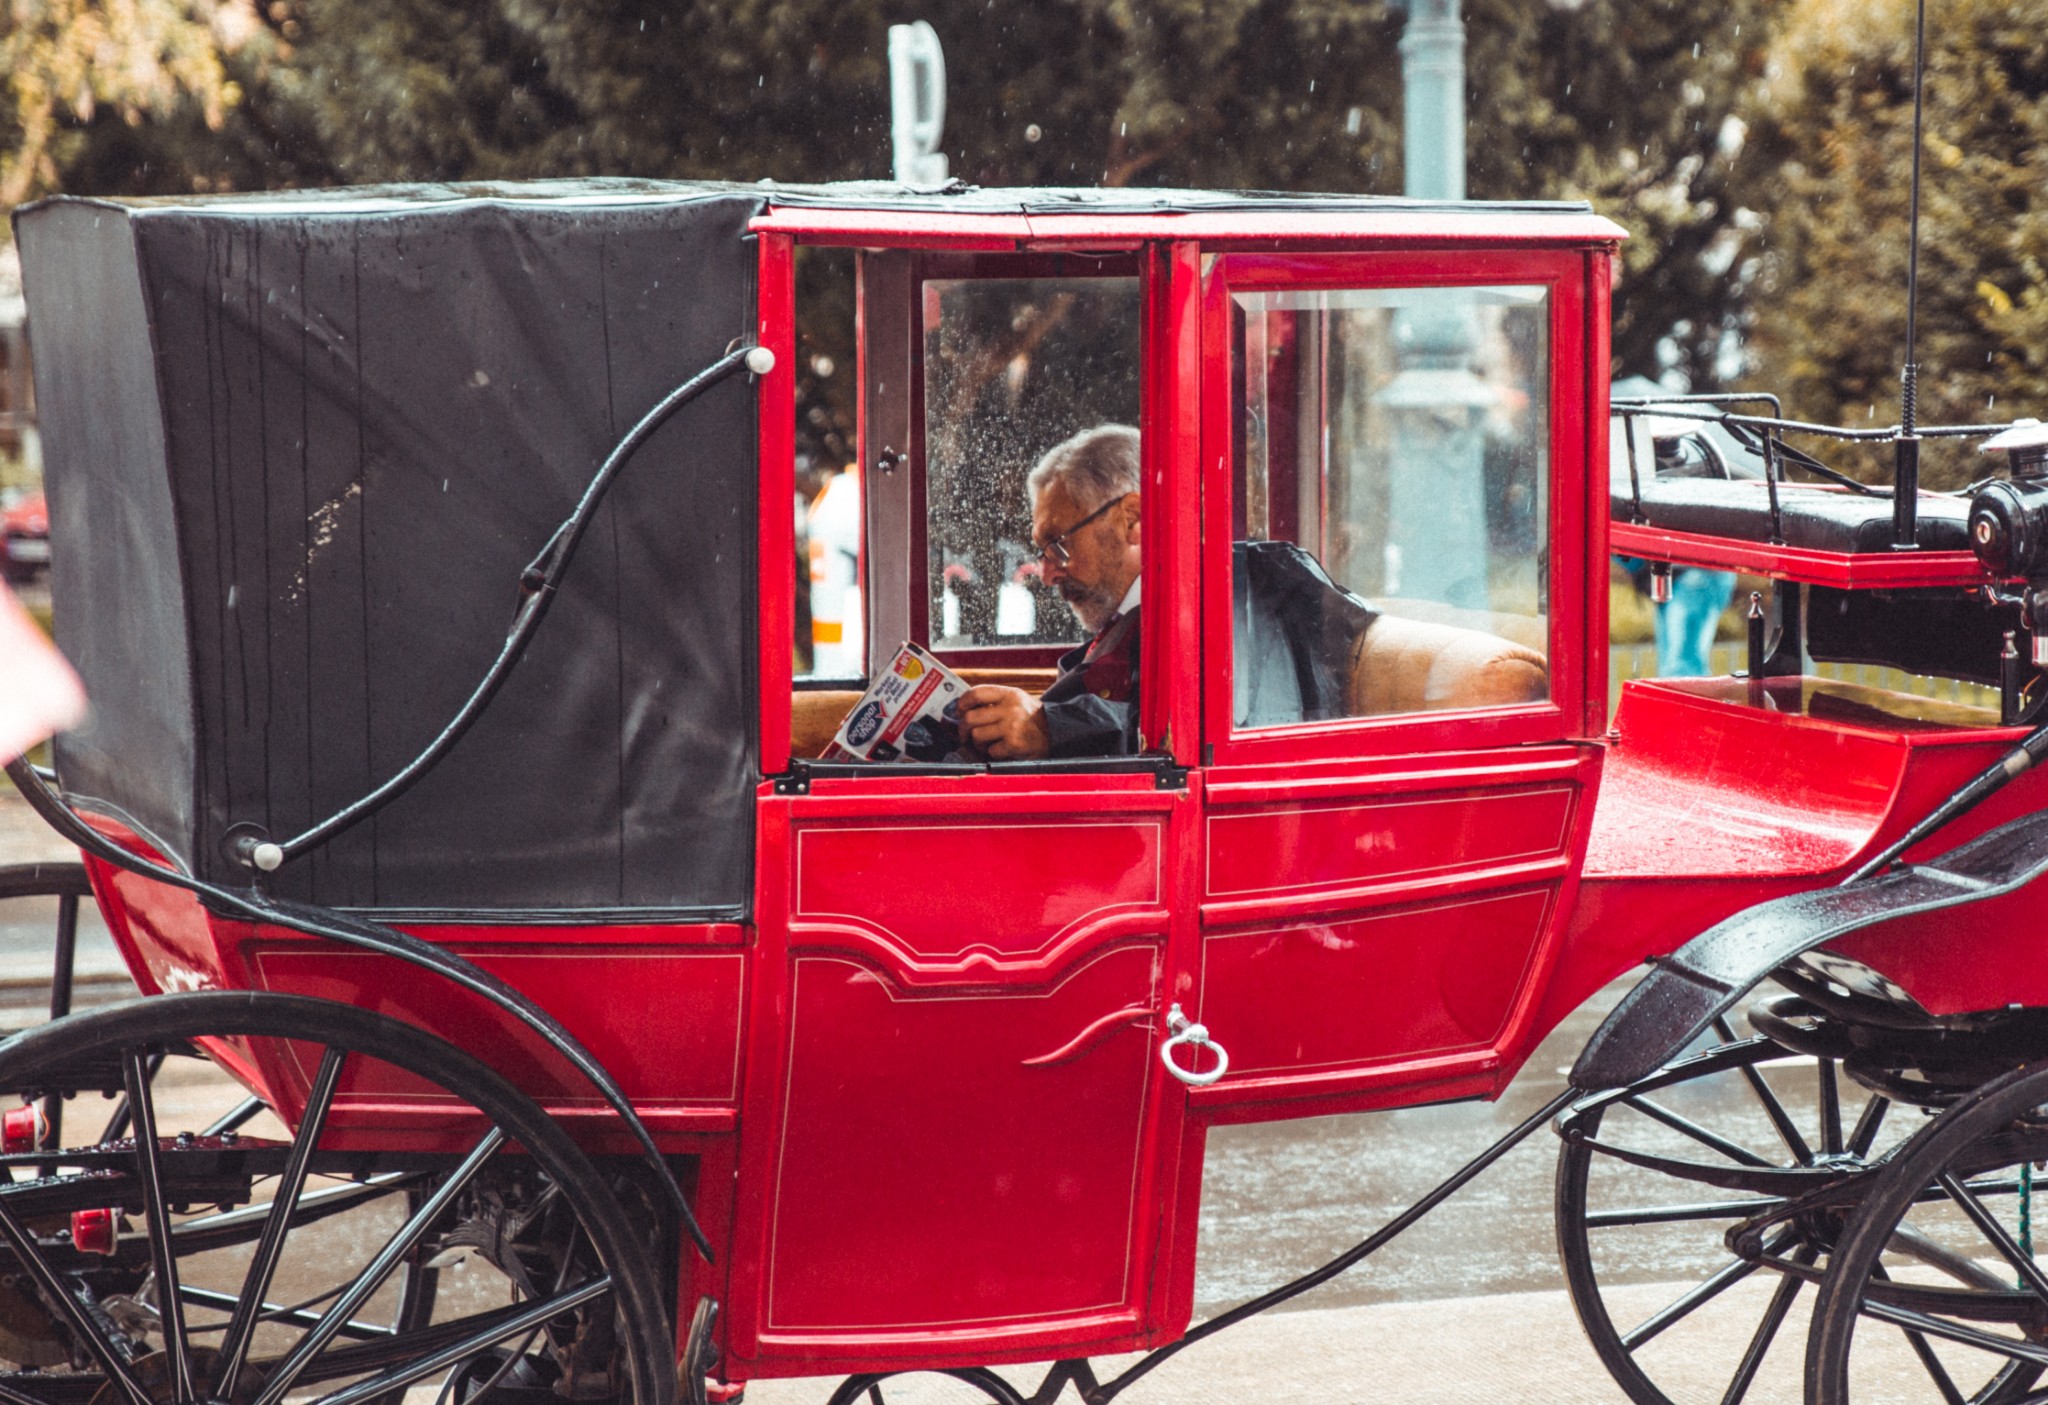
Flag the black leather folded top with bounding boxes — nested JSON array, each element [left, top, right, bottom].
[[1612, 478, 1973, 554]]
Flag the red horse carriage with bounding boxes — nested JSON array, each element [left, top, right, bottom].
[[6, 177, 2048, 1405]]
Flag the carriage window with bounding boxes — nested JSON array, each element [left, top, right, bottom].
[[923, 276, 1141, 652], [1230, 285, 1551, 729]]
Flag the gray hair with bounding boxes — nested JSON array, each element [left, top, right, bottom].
[[1026, 424, 1140, 513]]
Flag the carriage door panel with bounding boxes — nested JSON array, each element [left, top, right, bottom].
[[733, 782, 1196, 1365], [1197, 752, 1590, 1111], [1193, 252, 1601, 1117]]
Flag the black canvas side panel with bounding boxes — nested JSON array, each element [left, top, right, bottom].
[[130, 194, 760, 912], [16, 202, 197, 865]]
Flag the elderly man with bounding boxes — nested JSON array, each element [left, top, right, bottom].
[[961, 424, 1141, 760]]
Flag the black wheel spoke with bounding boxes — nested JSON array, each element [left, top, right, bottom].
[[98, 1051, 163, 1144], [1626, 1094, 1775, 1168], [1709, 1016, 1814, 1163], [1584, 1196, 1785, 1229], [203, 1094, 267, 1138], [216, 1045, 347, 1399], [124, 1049, 196, 1405], [1623, 1242, 1778, 1350], [173, 1174, 422, 1254], [1720, 1245, 1814, 1405], [1857, 1296, 2048, 1369], [1936, 1171, 2048, 1303], [1890, 1225, 2013, 1294], [179, 1283, 392, 1339], [1847, 1095, 1892, 1157], [0, 1199, 156, 1405], [1898, 1325, 1969, 1405], [1737, 1066, 1814, 1165], [1873, 1265, 1969, 1405], [307, 1275, 612, 1405], [253, 1127, 508, 1405], [1818, 1059, 1843, 1156]]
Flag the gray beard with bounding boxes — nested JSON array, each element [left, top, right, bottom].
[[1061, 581, 1119, 635]]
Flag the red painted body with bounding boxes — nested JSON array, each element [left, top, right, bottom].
[[70, 194, 2041, 1382]]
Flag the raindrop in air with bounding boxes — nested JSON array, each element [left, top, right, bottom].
[[1026, 123, 1042, 143]]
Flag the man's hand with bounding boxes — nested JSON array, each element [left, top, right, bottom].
[[959, 685, 1051, 761]]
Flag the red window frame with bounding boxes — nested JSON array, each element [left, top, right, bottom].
[[904, 250, 1146, 672], [1199, 247, 1597, 768], [759, 233, 1197, 773]]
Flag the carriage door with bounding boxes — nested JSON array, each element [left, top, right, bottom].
[[1192, 250, 1605, 1120], [728, 241, 1198, 1372]]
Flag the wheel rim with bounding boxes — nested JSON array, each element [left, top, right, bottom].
[[0, 992, 675, 1405], [1556, 1029, 1951, 1405], [1809, 1062, 2048, 1405]]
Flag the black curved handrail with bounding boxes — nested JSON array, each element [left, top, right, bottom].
[[242, 344, 759, 871]]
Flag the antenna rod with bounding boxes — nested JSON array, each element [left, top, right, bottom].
[[1893, 0, 1929, 548]]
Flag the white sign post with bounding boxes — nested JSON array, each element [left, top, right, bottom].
[[888, 21, 949, 185]]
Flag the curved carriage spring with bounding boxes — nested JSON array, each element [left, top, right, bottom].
[[2, 345, 770, 1265]]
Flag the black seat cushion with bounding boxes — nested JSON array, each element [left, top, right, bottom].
[[1232, 540, 1380, 727], [1613, 478, 1973, 554]]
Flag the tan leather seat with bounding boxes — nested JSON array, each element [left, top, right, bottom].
[[791, 690, 864, 759], [1348, 614, 1548, 715]]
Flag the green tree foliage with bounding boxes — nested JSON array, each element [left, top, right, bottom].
[[0, 0, 273, 205], [1462, 0, 1778, 383], [1739, 0, 2048, 483], [11, 0, 1795, 460], [242, 0, 1778, 382]]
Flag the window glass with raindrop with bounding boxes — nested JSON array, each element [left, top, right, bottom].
[[921, 274, 1141, 654]]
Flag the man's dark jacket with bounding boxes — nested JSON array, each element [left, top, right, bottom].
[[1042, 606, 1140, 757]]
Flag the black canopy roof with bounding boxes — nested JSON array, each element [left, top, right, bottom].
[[86, 175, 1598, 219], [17, 183, 762, 919]]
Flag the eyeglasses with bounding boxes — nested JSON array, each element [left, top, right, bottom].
[[1034, 497, 1120, 568]]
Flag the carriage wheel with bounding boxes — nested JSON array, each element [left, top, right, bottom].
[[1806, 1061, 2048, 1405], [0, 991, 676, 1405], [821, 1368, 1029, 1405], [1553, 1024, 2029, 1405]]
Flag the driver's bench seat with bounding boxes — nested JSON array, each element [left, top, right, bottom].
[[1234, 540, 1547, 728]]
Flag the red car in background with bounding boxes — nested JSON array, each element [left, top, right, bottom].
[[0, 489, 47, 583]]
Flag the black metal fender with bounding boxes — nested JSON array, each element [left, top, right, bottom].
[[1570, 807, 2048, 1092]]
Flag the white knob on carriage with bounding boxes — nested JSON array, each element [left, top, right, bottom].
[[1159, 1003, 1229, 1087], [250, 842, 284, 873], [744, 345, 776, 376]]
